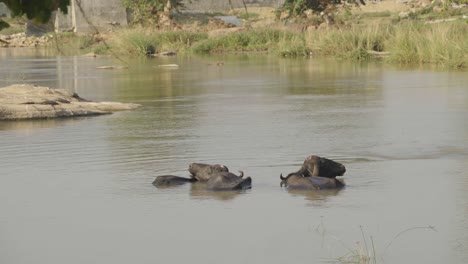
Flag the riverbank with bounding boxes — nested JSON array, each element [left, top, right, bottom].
[[1, 1, 467, 69]]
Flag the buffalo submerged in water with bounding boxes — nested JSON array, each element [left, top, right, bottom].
[[280, 155, 347, 190], [152, 175, 197, 186], [152, 155, 347, 192], [188, 163, 229, 182], [152, 163, 252, 191]]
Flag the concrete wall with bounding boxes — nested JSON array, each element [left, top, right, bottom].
[[52, 0, 288, 33], [182, 0, 286, 12], [55, 0, 128, 33]]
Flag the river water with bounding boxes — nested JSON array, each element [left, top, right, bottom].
[[1, 49, 467, 264]]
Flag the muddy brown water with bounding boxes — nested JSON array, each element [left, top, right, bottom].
[[1, 49, 467, 264]]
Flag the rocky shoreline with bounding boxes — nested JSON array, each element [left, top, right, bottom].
[[0, 32, 51, 48], [0, 84, 141, 120]]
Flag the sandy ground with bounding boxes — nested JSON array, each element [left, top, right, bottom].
[[216, 1, 415, 29], [354, 0, 413, 13]]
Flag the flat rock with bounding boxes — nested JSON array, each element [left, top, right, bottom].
[[96, 65, 128, 69], [0, 84, 141, 120]]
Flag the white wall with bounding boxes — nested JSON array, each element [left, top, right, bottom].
[[55, 0, 128, 33]]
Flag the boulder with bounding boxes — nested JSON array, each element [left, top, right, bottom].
[[0, 84, 140, 120]]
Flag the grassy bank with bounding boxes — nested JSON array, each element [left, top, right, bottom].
[[46, 28, 207, 56], [191, 29, 309, 57], [107, 28, 207, 55], [91, 28, 309, 57], [48, 19, 467, 69], [307, 20, 467, 68], [385, 21, 467, 68]]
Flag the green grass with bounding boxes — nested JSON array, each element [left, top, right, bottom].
[[93, 42, 110, 54], [41, 15, 466, 68], [45, 33, 101, 55], [0, 24, 23, 35], [0, 17, 26, 35], [191, 29, 309, 56], [273, 34, 310, 57], [154, 31, 208, 51], [306, 23, 391, 60], [108, 29, 159, 55], [360, 11, 392, 19], [109, 28, 207, 55], [386, 20, 467, 68], [306, 20, 468, 68], [238, 12, 260, 20], [102, 21, 467, 67]]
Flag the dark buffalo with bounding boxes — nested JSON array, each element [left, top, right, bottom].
[[296, 155, 346, 178], [188, 163, 229, 181], [206, 171, 252, 190], [152, 175, 197, 187], [280, 173, 344, 190]]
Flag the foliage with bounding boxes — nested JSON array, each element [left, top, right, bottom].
[[359, 11, 391, 19], [191, 29, 309, 56], [0, 0, 69, 30], [0, 16, 24, 34], [0, 20, 9, 30], [93, 43, 110, 54], [155, 31, 207, 51], [97, 19, 467, 67], [45, 32, 100, 55], [386, 20, 468, 68], [277, 0, 363, 18], [274, 34, 310, 57], [238, 12, 259, 20], [122, 0, 185, 26], [109, 28, 158, 55], [108, 28, 207, 55], [306, 20, 467, 68], [306, 23, 390, 60]]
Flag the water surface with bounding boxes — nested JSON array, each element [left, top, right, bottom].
[[1, 49, 467, 264]]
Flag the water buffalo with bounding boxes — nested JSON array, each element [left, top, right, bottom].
[[188, 163, 229, 181], [280, 173, 344, 190], [152, 175, 197, 187], [206, 171, 252, 190], [296, 155, 346, 178]]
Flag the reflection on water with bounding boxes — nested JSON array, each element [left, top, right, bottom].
[[284, 188, 342, 206], [189, 182, 248, 201], [0, 116, 96, 131], [1, 52, 467, 264]]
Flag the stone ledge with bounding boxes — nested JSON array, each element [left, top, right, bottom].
[[0, 84, 141, 120]]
